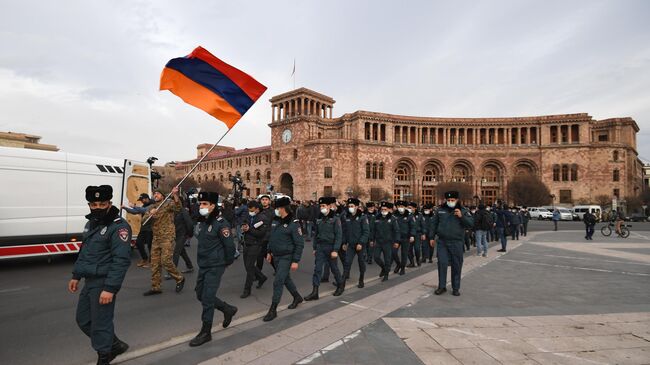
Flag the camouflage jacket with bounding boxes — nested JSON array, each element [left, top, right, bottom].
[[144, 198, 181, 239]]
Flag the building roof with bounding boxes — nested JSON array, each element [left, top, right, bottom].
[[269, 87, 335, 104], [177, 145, 271, 166], [340, 111, 594, 125]]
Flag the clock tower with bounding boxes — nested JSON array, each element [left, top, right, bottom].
[[269, 88, 336, 199]]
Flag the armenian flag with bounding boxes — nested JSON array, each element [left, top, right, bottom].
[[160, 46, 267, 129]]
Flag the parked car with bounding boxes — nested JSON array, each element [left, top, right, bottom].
[[529, 207, 553, 220], [572, 205, 602, 221], [629, 213, 648, 222], [557, 208, 573, 221]]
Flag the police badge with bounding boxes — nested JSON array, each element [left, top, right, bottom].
[[100, 227, 107, 235], [118, 228, 129, 242]]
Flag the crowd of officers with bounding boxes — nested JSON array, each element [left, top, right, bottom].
[[69, 184, 535, 365]]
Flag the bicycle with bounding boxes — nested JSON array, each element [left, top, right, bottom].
[[600, 220, 631, 238]]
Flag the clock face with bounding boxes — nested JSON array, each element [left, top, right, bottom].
[[282, 129, 292, 143]]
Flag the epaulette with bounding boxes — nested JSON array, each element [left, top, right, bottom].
[[293, 219, 300, 223], [216, 217, 223, 221]]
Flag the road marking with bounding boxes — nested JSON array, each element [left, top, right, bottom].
[[497, 258, 650, 277], [0, 286, 30, 294], [517, 251, 650, 266]]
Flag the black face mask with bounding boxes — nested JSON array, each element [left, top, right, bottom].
[[89, 207, 109, 220]]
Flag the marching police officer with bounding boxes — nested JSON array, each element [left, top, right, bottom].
[[239, 200, 269, 298], [256, 193, 275, 278], [342, 198, 370, 288], [365, 202, 378, 265], [69, 185, 131, 365], [407, 202, 423, 267], [372, 202, 400, 282], [429, 191, 474, 296], [304, 197, 345, 301], [189, 192, 238, 347], [421, 203, 435, 263], [263, 197, 304, 321], [393, 200, 416, 275]]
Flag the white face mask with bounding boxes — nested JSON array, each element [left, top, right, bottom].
[[424, 210, 431, 215], [381, 211, 389, 216], [348, 207, 356, 214], [446, 201, 456, 209], [321, 208, 330, 215], [398, 207, 405, 214], [199, 208, 210, 217], [274, 209, 281, 217], [249, 211, 257, 217]]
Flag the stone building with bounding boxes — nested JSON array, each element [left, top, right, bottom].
[[0, 131, 59, 151], [175, 88, 643, 206]]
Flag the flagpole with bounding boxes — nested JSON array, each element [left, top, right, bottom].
[[142, 127, 233, 225]]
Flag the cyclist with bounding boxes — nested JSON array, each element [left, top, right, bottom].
[[614, 208, 625, 236]]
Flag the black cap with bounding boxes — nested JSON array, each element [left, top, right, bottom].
[[198, 191, 219, 204], [275, 196, 292, 208], [318, 197, 336, 205], [408, 202, 418, 208], [423, 203, 434, 209], [86, 185, 113, 202], [366, 202, 375, 208], [395, 200, 407, 207], [444, 191, 459, 199], [347, 198, 360, 206], [137, 193, 150, 201], [380, 201, 394, 209], [247, 200, 261, 209]]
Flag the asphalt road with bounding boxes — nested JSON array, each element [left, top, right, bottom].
[[1, 220, 648, 365]]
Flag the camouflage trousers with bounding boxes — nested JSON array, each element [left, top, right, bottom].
[[150, 238, 183, 290]]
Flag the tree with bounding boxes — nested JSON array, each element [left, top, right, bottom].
[[435, 182, 473, 203], [594, 194, 611, 208], [346, 185, 367, 199], [159, 176, 198, 194], [200, 179, 229, 197], [370, 187, 392, 202], [624, 195, 643, 213], [507, 174, 552, 207]]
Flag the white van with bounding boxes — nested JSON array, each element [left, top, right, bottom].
[[0, 146, 151, 260], [572, 205, 602, 221]]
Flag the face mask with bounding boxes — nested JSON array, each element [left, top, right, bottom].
[[407, 208, 413, 214], [424, 210, 431, 215], [348, 207, 356, 214], [398, 207, 405, 214], [446, 201, 456, 209], [321, 208, 330, 215], [199, 208, 210, 217], [89, 207, 109, 220], [486, 207, 491, 211], [274, 209, 281, 217], [249, 212, 257, 217], [381, 211, 389, 217]]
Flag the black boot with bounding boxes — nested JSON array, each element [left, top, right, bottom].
[[256, 275, 267, 289], [220, 302, 238, 328], [393, 264, 400, 274], [416, 257, 421, 267], [240, 288, 251, 299], [97, 352, 111, 365], [189, 322, 212, 347], [343, 270, 350, 280], [304, 285, 319, 301], [263, 302, 278, 322], [382, 272, 389, 282], [333, 282, 345, 296], [288, 292, 303, 309], [399, 266, 406, 275], [108, 336, 129, 362], [358, 273, 365, 288], [378, 267, 385, 278]]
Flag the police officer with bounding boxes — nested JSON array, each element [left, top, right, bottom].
[[393, 200, 416, 275], [429, 191, 474, 296], [365, 202, 378, 265], [304, 197, 345, 301], [190, 192, 238, 347], [239, 200, 268, 298], [69, 185, 131, 365], [421, 203, 435, 263], [256, 193, 275, 279], [142, 187, 185, 296], [263, 197, 304, 321], [342, 198, 370, 288], [407, 202, 423, 267], [372, 202, 400, 282]]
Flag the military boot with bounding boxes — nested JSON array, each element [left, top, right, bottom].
[[288, 292, 303, 309], [378, 266, 385, 278], [263, 302, 278, 322], [382, 271, 389, 282], [399, 266, 406, 275], [416, 257, 421, 267], [189, 322, 212, 347], [343, 270, 350, 280], [333, 282, 345, 296], [240, 288, 251, 299], [304, 285, 319, 301], [393, 263, 401, 274], [219, 302, 238, 328], [108, 336, 129, 362], [97, 352, 111, 365], [358, 273, 365, 288]]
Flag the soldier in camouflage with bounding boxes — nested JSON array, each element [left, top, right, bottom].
[[142, 187, 185, 296]]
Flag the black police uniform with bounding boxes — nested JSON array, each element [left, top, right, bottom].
[[264, 206, 304, 321], [73, 186, 131, 364], [420, 204, 435, 262], [365, 205, 378, 264], [309, 208, 344, 296], [342, 209, 370, 288], [190, 192, 237, 347], [407, 204, 423, 267], [256, 204, 275, 272], [429, 194, 474, 295], [393, 204, 416, 275], [372, 203, 400, 281], [241, 208, 269, 296]]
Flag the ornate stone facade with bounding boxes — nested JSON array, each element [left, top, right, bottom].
[[176, 88, 643, 206]]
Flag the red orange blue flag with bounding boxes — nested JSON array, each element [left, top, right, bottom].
[[160, 46, 267, 129]]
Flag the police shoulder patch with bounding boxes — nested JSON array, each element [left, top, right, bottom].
[[221, 228, 230, 238], [100, 227, 107, 235], [217, 217, 224, 221], [297, 226, 303, 236], [118, 228, 129, 242]]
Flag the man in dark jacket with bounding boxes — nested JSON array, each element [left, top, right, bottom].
[[172, 204, 194, 274], [341, 198, 370, 288], [583, 210, 597, 240], [372, 202, 400, 282], [69, 185, 131, 365], [421, 203, 435, 263], [256, 194, 276, 273], [239, 200, 269, 298], [393, 200, 416, 275], [121, 193, 153, 268], [510, 207, 522, 240], [520, 207, 531, 237], [365, 202, 378, 264], [495, 203, 512, 252], [189, 192, 237, 347], [429, 191, 474, 296]]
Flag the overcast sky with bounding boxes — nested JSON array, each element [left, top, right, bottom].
[[1, 0, 649, 163]]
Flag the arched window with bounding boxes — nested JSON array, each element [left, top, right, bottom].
[[613, 169, 620, 182], [372, 163, 378, 179], [266, 170, 271, 181], [246, 171, 251, 181], [365, 162, 371, 179], [198, 175, 202, 183], [211, 174, 216, 181], [451, 165, 469, 182], [570, 164, 578, 181], [395, 167, 409, 181], [275, 151, 280, 161], [561, 165, 569, 181], [553, 165, 560, 181], [613, 150, 619, 161], [256, 171, 261, 181], [324, 147, 332, 159], [482, 166, 499, 183], [219, 174, 224, 182], [378, 163, 384, 179], [293, 149, 298, 160]]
